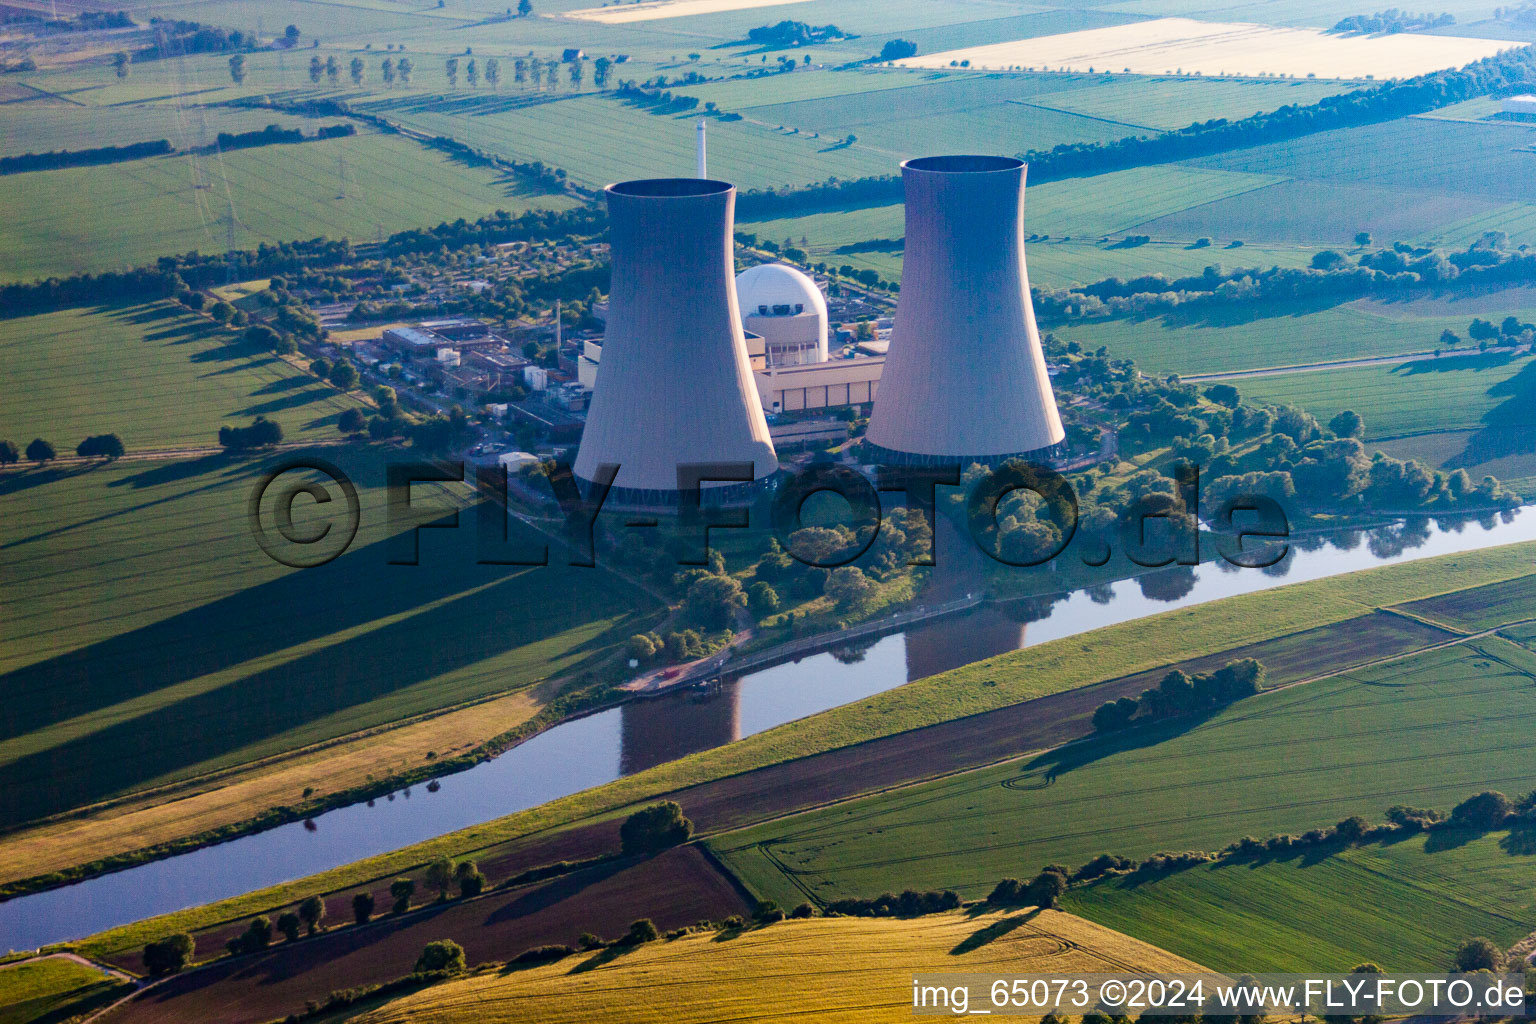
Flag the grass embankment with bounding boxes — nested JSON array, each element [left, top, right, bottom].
[[348, 909, 1201, 1024], [0, 445, 660, 882], [69, 541, 1536, 961], [0, 301, 368, 452], [711, 633, 1536, 917], [1064, 831, 1536, 972], [0, 957, 131, 1024]]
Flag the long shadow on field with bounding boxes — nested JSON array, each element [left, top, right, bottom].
[[950, 910, 1038, 955], [1016, 709, 1225, 786], [0, 483, 653, 827], [1444, 359, 1536, 472], [0, 462, 102, 496], [232, 384, 337, 418]]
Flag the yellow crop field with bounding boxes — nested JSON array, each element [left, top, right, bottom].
[[353, 910, 1202, 1024], [897, 19, 1519, 81]]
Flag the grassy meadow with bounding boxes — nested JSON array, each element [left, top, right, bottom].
[[709, 634, 1536, 908], [0, 445, 660, 828], [0, 957, 130, 1024], [0, 301, 368, 452], [348, 909, 1201, 1024], [1064, 831, 1536, 972]]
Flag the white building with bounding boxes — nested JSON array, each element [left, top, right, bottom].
[[734, 263, 829, 367], [524, 365, 548, 391]]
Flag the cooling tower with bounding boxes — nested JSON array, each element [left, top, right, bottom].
[[866, 155, 1064, 465], [574, 178, 777, 505]]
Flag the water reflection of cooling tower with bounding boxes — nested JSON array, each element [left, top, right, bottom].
[[867, 156, 1064, 465], [903, 605, 1026, 682], [574, 178, 776, 505], [619, 685, 741, 776]]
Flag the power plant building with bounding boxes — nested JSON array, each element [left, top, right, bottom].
[[735, 263, 828, 367], [573, 178, 777, 505], [866, 155, 1063, 465]]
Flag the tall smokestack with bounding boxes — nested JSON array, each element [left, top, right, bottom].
[[696, 119, 706, 178], [866, 155, 1063, 464], [575, 178, 776, 504]]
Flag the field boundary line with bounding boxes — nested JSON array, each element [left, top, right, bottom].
[[1009, 99, 1156, 132], [1376, 603, 1470, 635]]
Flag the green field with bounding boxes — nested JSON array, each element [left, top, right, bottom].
[[1030, 76, 1354, 131], [0, 445, 659, 826], [0, 128, 573, 281], [1064, 831, 1536, 972], [0, 302, 368, 452], [1145, 117, 1536, 246], [0, 957, 130, 1024], [1051, 298, 1536, 376], [0, 102, 325, 157], [366, 92, 897, 191], [710, 635, 1536, 909], [1236, 351, 1536, 439]]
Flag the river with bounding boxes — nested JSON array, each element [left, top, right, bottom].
[[2, 509, 1533, 952]]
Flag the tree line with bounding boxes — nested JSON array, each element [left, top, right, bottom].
[[0, 139, 172, 175], [214, 122, 355, 152]]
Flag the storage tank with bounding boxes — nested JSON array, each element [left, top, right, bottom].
[[866, 155, 1064, 464], [574, 178, 777, 505]]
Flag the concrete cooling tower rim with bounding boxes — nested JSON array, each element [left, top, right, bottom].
[[902, 155, 1024, 175], [605, 178, 735, 197]]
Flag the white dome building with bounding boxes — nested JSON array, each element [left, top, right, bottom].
[[735, 263, 828, 367]]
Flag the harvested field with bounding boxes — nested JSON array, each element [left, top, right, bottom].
[[895, 18, 1519, 80], [101, 846, 748, 1024], [348, 909, 1202, 1024], [1399, 572, 1536, 632]]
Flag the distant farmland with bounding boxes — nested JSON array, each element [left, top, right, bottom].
[[0, 130, 573, 282], [896, 18, 1519, 79]]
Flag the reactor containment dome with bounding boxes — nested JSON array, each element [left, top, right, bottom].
[[735, 263, 829, 367], [574, 178, 777, 506], [866, 155, 1063, 465]]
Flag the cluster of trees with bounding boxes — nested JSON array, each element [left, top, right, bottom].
[[139, 18, 255, 59], [218, 416, 283, 450], [0, 139, 173, 175], [616, 81, 701, 114], [877, 39, 917, 60], [626, 627, 734, 664], [745, 20, 846, 46], [1092, 659, 1265, 732], [733, 44, 1536, 218], [824, 889, 961, 917], [214, 122, 354, 151], [42, 10, 135, 30], [1044, 334, 1519, 515], [987, 867, 1069, 910], [76, 433, 125, 460], [619, 801, 694, 855], [1332, 9, 1455, 32]]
